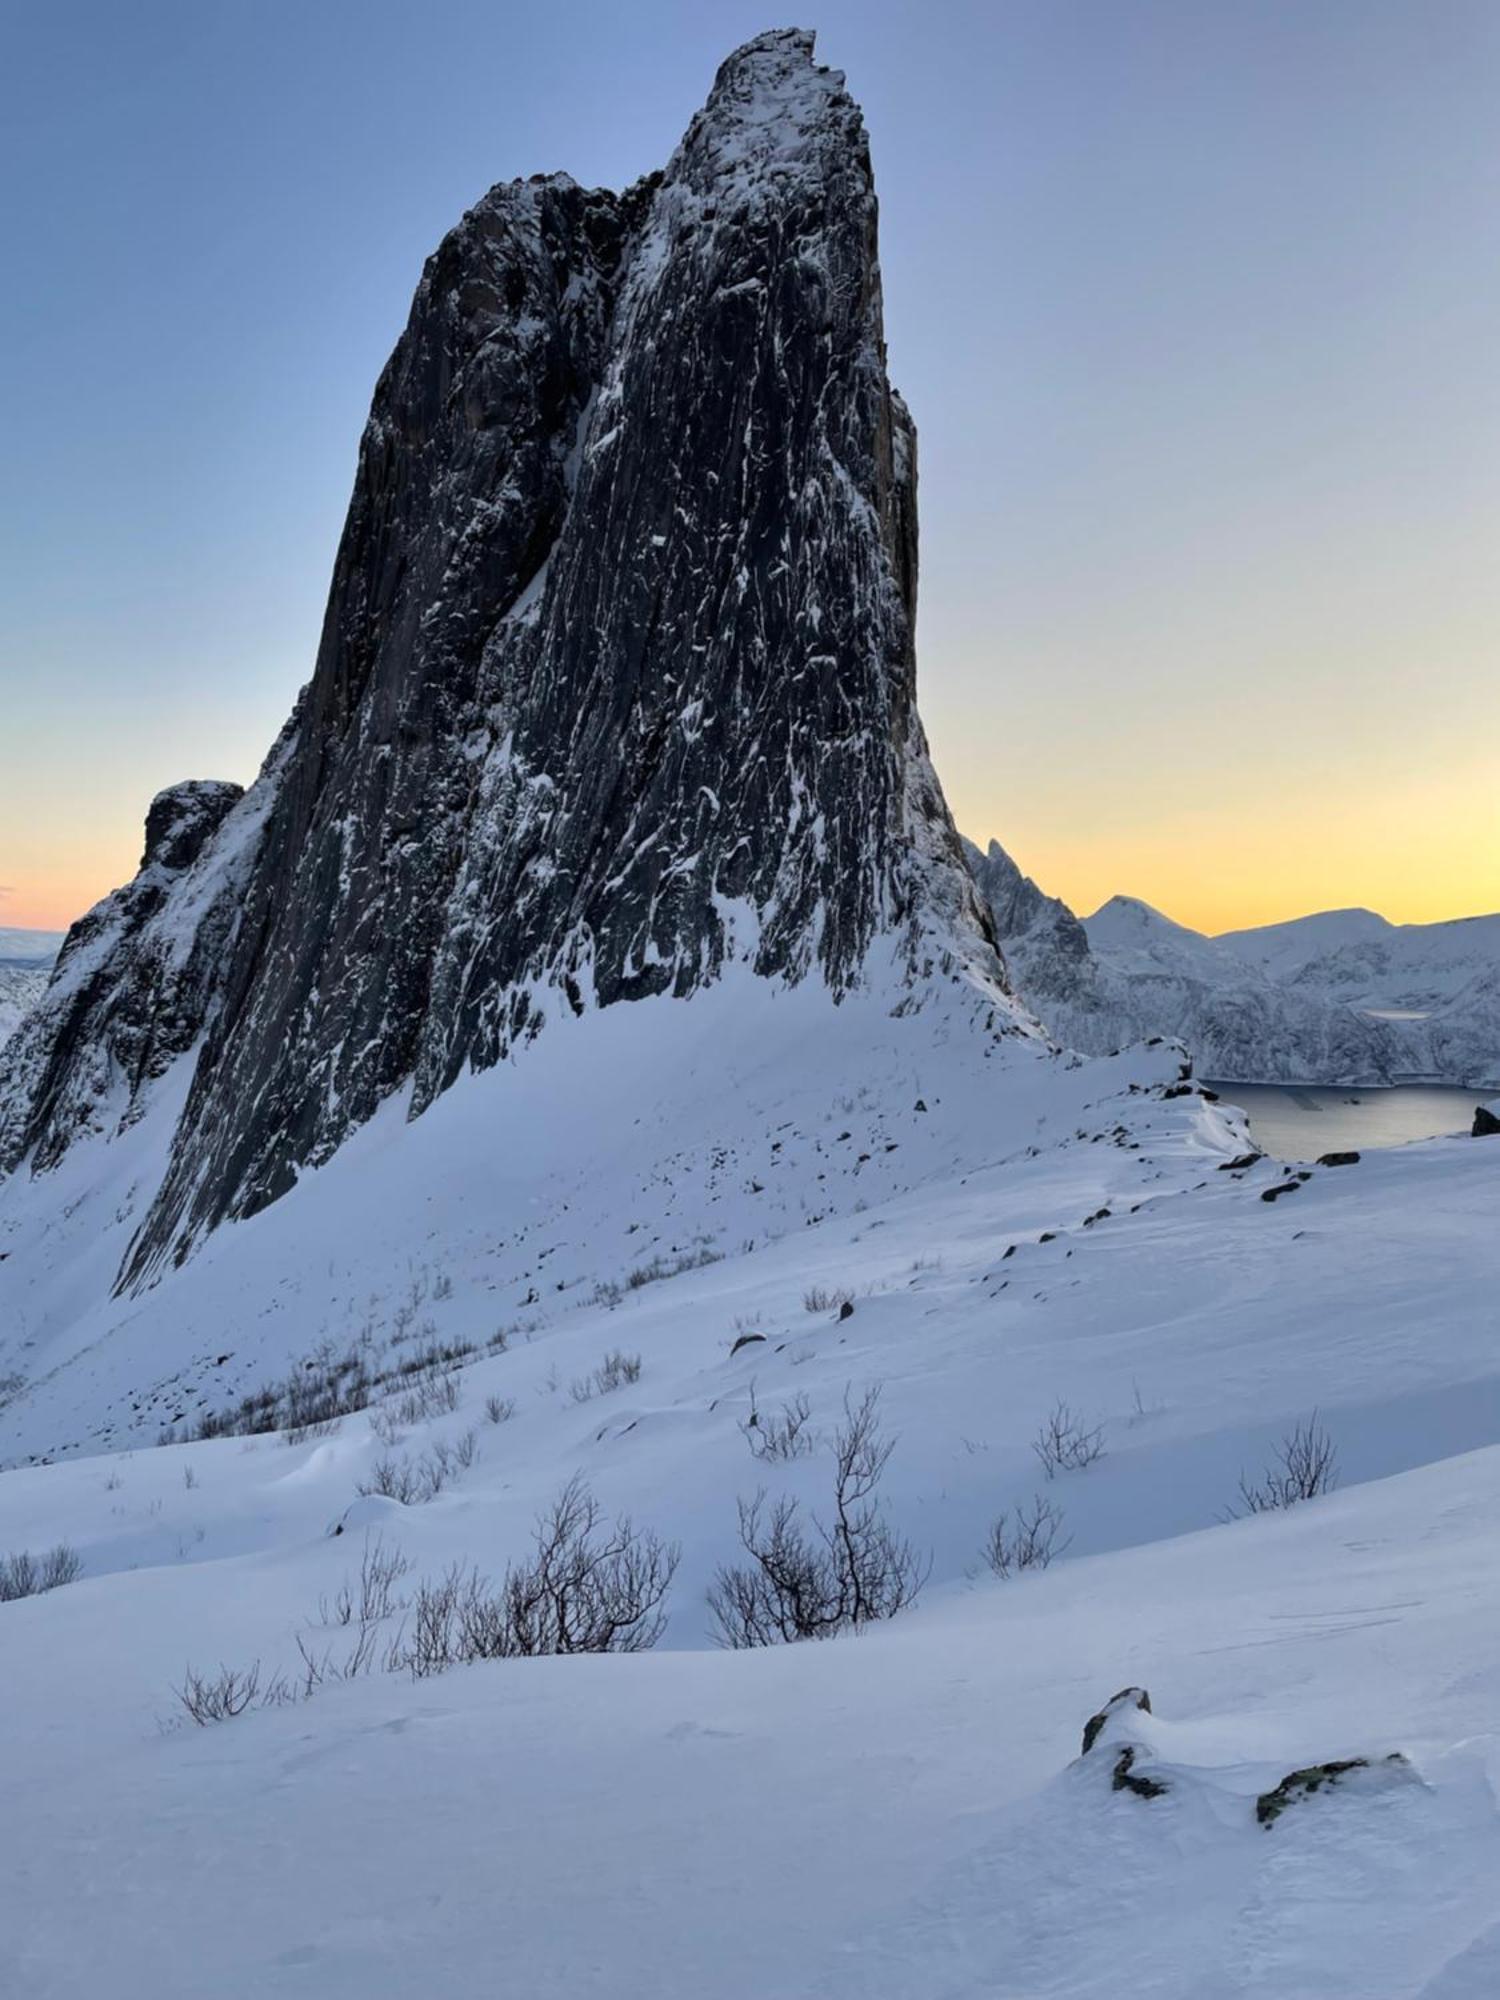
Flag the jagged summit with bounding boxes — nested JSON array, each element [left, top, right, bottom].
[[1, 32, 1016, 1284]]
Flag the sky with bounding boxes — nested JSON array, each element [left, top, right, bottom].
[[1, 0, 1496, 936]]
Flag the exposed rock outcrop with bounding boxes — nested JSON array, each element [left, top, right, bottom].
[[1256, 1753, 1413, 1828], [1081, 1685, 1152, 1757], [0, 777, 257, 1172]]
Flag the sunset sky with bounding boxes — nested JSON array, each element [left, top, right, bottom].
[[2, 0, 1496, 936]]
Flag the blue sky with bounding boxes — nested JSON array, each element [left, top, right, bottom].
[[2, 0, 1496, 930]]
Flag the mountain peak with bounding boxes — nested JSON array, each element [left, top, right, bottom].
[[0, 37, 1011, 1283]]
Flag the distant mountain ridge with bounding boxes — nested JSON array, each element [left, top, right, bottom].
[[0, 927, 64, 1055], [965, 840, 1500, 1087]]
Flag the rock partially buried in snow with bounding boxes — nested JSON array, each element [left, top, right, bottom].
[[1473, 1101, 1500, 1137], [1255, 1753, 1414, 1827], [1111, 1745, 1169, 1799], [1081, 1685, 1151, 1757], [1316, 1150, 1360, 1168]]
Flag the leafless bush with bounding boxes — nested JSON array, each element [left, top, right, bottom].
[[432, 1271, 454, 1301], [803, 1285, 853, 1314], [1234, 1414, 1339, 1514], [709, 1386, 928, 1647], [569, 1350, 642, 1403], [392, 1476, 679, 1676], [195, 1338, 376, 1442], [740, 1385, 815, 1461], [981, 1494, 1071, 1578], [624, 1245, 722, 1294], [484, 1394, 515, 1426], [1032, 1400, 1106, 1479], [0, 1542, 83, 1601], [394, 1336, 476, 1378], [390, 1369, 462, 1426], [356, 1430, 477, 1505], [369, 1405, 405, 1448], [176, 1661, 267, 1725], [320, 1534, 410, 1628]]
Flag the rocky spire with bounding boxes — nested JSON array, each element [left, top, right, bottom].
[[1, 32, 1010, 1283]]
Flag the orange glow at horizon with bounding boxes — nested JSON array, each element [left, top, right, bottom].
[[8, 748, 1498, 942], [953, 749, 1500, 937]]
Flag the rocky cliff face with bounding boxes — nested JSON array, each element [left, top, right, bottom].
[[0, 31, 1010, 1284], [0, 780, 252, 1172]]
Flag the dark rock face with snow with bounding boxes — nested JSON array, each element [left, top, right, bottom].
[[0, 782, 246, 1172], [0, 31, 1008, 1281]]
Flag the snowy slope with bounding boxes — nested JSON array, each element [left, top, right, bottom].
[[1, 1061, 1498, 1995]]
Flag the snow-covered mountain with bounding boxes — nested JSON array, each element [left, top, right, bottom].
[[3, 34, 1499, 2000], [0, 926, 63, 1054], [1218, 907, 1500, 1010], [966, 839, 1500, 1086]]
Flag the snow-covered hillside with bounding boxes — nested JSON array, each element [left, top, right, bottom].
[[2, 996, 1498, 1995], [1218, 908, 1500, 1010], [966, 840, 1500, 1087]]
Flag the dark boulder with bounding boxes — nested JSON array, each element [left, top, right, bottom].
[[1256, 1753, 1410, 1828]]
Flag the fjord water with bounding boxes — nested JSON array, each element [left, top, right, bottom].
[[1207, 1080, 1480, 1159]]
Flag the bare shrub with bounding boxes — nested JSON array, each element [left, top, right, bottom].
[[176, 1662, 267, 1725], [1234, 1414, 1339, 1514], [0, 1542, 83, 1601], [195, 1339, 376, 1443], [981, 1494, 1070, 1578], [320, 1534, 410, 1629], [356, 1431, 477, 1506], [1032, 1400, 1106, 1480], [709, 1386, 928, 1647], [570, 1350, 642, 1403], [803, 1285, 853, 1315], [624, 1246, 722, 1294], [740, 1385, 815, 1461], [390, 1369, 461, 1427], [392, 1476, 679, 1676], [369, 1406, 405, 1448], [484, 1394, 515, 1426]]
